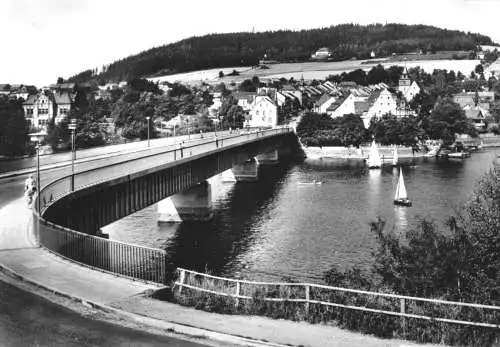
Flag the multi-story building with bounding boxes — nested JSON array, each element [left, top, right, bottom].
[[23, 89, 73, 130], [247, 96, 278, 128]]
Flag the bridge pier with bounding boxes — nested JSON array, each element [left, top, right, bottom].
[[256, 149, 279, 165], [232, 157, 259, 182], [157, 181, 213, 223]]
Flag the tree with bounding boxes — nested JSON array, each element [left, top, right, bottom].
[[218, 71, 224, 79], [239, 79, 257, 92], [0, 96, 28, 157], [278, 98, 300, 124], [45, 118, 70, 152], [475, 64, 484, 75], [56, 77, 64, 84], [428, 98, 474, 144]]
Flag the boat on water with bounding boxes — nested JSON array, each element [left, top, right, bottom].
[[366, 140, 382, 169], [394, 169, 412, 207], [447, 151, 471, 159], [392, 147, 398, 166]]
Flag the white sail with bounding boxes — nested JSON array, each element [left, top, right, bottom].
[[367, 140, 382, 168], [395, 169, 408, 200], [392, 147, 398, 166]]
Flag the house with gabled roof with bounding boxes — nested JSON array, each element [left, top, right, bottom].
[[247, 95, 278, 128], [465, 109, 486, 130], [361, 89, 398, 128], [233, 91, 257, 111], [313, 94, 337, 114], [23, 89, 74, 130], [328, 94, 355, 118]]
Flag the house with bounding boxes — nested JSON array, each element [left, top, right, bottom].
[[10, 85, 29, 100], [53, 91, 72, 124], [328, 94, 356, 118], [208, 92, 223, 117], [313, 94, 337, 113], [23, 90, 57, 129], [23, 89, 73, 130], [361, 89, 398, 128], [453, 91, 495, 109], [247, 96, 278, 128], [465, 109, 486, 130], [311, 47, 332, 60], [398, 67, 420, 101], [233, 91, 256, 111]]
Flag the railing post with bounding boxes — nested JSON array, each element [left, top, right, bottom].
[[178, 269, 186, 295], [305, 285, 310, 317], [400, 298, 406, 337], [235, 280, 240, 309]]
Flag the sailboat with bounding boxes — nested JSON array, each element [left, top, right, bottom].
[[392, 147, 398, 166], [366, 140, 382, 169], [394, 168, 412, 207]]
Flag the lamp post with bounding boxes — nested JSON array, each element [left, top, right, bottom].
[[186, 118, 190, 141], [36, 141, 41, 214], [68, 118, 77, 191], [146, 116, 151, 147]]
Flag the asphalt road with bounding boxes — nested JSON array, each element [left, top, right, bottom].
[[0, 172, 215, 347], [0, 278, 212, 347], [0, 132, 221, 174]]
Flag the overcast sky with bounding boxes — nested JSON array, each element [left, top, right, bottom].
[[1, 0, 499, 87]]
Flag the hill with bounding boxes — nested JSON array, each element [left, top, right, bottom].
[[67, 23, 494, 84]]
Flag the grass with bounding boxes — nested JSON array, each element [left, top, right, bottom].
[[170, 270, 500, 346]]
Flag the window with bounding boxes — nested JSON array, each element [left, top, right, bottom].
[[26, 108, 33, 115]]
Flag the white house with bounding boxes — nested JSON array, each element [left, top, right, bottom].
[[313, 94, 337, 113], [328, 93, 356, 118], [234, 92, 256, 111], [23, 90, 57, 129], [247, 96, 278, 128], [362, 89, 398, 128]]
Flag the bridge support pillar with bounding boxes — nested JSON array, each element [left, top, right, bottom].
[[157, 181, 213, 223], [232, 158, 259, 182], [256, 149, 279, 165]]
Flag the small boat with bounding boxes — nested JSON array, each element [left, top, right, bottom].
[[394, 169, 412, 207], [447, 151, 470, 159], [392, 147, 398, 166], [366, 140, 382, 169]]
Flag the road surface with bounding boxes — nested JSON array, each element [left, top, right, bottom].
[[0, 277, 213, 347]]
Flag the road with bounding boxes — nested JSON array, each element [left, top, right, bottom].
[[0, 278, 212, 347], [0, 171, 217, 347], [0, 132, 215, 174]]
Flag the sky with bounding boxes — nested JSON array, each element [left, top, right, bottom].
[[2, 0, 500, 87]]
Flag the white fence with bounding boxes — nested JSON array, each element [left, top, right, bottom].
[[174, 268, 500, 329]]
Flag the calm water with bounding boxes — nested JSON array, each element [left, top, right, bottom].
[[102, 149, 500, 283]]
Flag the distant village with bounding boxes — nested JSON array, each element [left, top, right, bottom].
[[1, 49, 500, 149]]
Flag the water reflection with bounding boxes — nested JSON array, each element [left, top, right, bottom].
[[161, 161, 294, 277], [104, 149, 500, 282]]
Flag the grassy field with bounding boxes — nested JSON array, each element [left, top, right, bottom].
[[148, 56, 480, 85]]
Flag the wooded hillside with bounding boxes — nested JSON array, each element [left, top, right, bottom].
[[67, 23, 493, 83]]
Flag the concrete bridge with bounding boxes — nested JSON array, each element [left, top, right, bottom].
[[34, 128, 300, 283]]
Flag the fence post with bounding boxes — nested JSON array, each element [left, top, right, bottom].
[[400, 298, 406, 337], [305, 285, 310, 317], [235, 280, 240, 309], [178, 269, 186, 295]]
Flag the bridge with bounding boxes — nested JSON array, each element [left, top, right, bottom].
[[34, 127, 299, 284]]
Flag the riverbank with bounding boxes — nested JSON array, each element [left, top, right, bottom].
[[301, 144, 427, 160]]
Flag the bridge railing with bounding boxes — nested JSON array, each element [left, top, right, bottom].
[[174, 268, 500, 331], [33, 127, 292, 284]]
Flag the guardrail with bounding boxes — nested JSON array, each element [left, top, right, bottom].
[[33, 127, 293, 284], [174, 268, 500, 330]]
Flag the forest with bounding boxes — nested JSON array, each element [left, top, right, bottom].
[[67, 23, 493, 84]]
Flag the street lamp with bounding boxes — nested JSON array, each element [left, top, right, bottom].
[[36, 141, 41, 214], [146, 116, 151, 147], [68, 118, 77, 191]]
